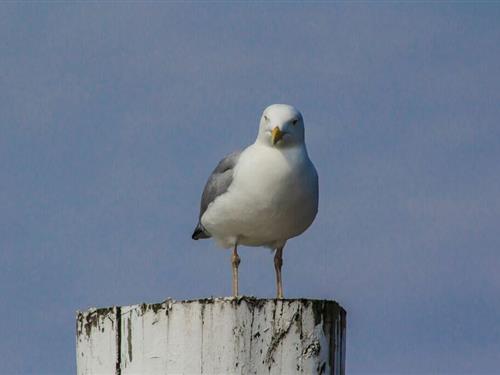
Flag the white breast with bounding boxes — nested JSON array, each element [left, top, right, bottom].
[[201, 143, 318, 249]]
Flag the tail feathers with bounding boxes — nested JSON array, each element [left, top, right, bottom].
[[192, 223, 211, 240]]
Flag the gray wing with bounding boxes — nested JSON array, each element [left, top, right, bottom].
[[192, 151, 241, 240]]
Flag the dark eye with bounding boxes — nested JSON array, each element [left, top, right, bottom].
[[264, 115, 269, 122], [292, 119, 298, 125]]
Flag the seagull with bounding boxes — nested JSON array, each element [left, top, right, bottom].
[[192, 104, 318, 298]]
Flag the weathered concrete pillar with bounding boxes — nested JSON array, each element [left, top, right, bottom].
[[76, 297, 346, 374]]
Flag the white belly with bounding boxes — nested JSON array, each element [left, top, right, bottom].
[[201, 144, 318, 249]]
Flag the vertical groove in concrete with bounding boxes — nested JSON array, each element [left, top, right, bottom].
[[115, 307, 121, 375]]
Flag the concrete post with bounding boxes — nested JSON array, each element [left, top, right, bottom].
[[76, 297, 346, 374]]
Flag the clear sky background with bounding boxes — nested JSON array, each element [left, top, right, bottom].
[[1, 3, 499, 374]]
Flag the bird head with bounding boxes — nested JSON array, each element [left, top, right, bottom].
[[257, 104, 305, 148]]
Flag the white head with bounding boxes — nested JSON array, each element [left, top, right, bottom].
[[256, 104, 305, 148]]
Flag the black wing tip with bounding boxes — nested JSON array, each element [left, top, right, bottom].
[[192, 224, 210, 240]]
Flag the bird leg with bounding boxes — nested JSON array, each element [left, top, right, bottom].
[[231, 245, 241, 297], [274, 246, 284, 299]]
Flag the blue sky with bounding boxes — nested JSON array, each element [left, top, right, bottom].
[[1, 3, 499, 374]]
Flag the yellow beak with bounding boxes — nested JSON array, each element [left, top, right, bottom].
[[271, 127, 284, 145]]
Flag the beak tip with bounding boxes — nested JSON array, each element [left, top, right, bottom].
[[271, 127, 283, 145]]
